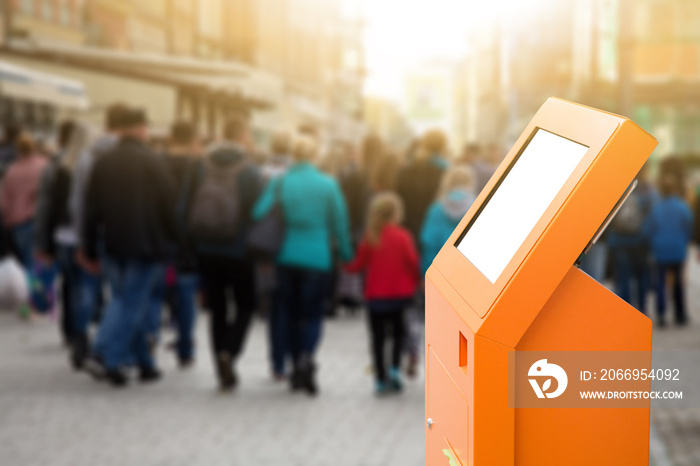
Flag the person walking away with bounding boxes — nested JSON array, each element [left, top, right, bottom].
[[33, 120, 89, 358], [253, 135, 353, 395], [259, 129, 294, 381], [395, 129, 448, 376], [193, 116, 263, 392], [345, 193, 419, 395], [80, 108, 176, 386], [645, 174, 692, 327], [420, 166, 477, 275], [162, 120, 201, 368], [71, 103, 129, 360], [608, 166, 657, 313], [396, 129, 449, 243], [0, 132, 48, 270]]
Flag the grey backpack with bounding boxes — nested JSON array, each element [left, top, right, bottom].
[[188, 159, 247, 242], [611, 192, 644, 234]]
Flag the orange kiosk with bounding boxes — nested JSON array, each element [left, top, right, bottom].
[[425, 98, 657, 465]]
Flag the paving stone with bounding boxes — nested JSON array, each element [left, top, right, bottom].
[[0, 309, 425, 466]]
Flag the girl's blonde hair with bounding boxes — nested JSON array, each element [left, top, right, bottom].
[[436, 166, 476, 200], [292, 134, 318, 162], [366, 192, 404, 245]]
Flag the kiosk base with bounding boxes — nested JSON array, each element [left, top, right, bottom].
[[426, 266, 652, 466]]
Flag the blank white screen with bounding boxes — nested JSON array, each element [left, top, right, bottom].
[[456, 129, 588, 283]]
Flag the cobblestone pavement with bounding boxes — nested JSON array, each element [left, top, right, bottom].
[[649, 253, 700, 466], [2, 257, 700, 466], [0, 311, 425, 466]]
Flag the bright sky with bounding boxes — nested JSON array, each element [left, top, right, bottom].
[[361, 0, 474, 100], [348, 0, 529, 101]]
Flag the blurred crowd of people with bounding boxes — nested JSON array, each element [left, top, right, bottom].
[[0, 102, 697, 397], [598, 157, 697, 328]]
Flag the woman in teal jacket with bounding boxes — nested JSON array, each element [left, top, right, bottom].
[[253, 135, 353, 395], [420, 166, 476, 275]]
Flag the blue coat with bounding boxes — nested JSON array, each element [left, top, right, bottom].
[[420, 189, 475, 275], [644, 195, 692, 264], [253, 161, 353, 271]]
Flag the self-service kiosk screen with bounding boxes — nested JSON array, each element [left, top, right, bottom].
[[456, 129, 588, 283]]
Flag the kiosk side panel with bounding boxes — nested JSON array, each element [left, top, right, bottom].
[[514, 266, 651, 465]]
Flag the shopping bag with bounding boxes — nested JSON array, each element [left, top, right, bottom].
[[0, 256, 29, 310]]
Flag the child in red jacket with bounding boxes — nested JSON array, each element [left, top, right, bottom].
[[345, 192, 420, 394]]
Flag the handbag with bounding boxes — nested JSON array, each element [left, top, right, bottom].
[[247, 177, 286, 260]]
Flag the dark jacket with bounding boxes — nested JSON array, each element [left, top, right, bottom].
[[82, 137, 177, 262], [164, 154, 199, 271], [396, 155, 447, 241], [694, 186, 700, 246], [195, 142, 263, 260], [34, 155, 73, 256], [340, 165, 370, 240], [0, 213, 9, 257]]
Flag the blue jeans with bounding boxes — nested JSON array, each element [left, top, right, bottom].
[[11, 220, 34, 269], [94, 258, 165, 370], [655, 263, 687, 324], [611, 246, 650, 313], [276, 266, 330, 365], [168, 273, 198, 361], [77, 269, 102, 340]]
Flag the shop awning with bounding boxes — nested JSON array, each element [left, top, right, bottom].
[[0, 60, 89, 109], [5, 40, 274, 110]]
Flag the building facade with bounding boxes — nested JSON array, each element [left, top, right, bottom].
[[0, 0, 365, 146], [464, 0, 700, 157]]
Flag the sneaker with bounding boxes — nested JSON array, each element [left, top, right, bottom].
[[289, 368, 303, 392], [657, 318, 667, 329], [375, 380, 390, 396], [84, 356, 107, 381], [139, 367, 162, 383], [105, 369, 129, 387], [178, 358, 195, 370], [217, 352, 236, 392], [292, 358, 319, 396], [388, 366, 403, 393], [70, 334, 89, 371], [305, 364, 319, 397]]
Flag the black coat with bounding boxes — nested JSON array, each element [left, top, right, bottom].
[[164, 155, 199, 272], [396, 158, 446, 242], [34, 157, 72, 256], [82, 137, 177, 262]]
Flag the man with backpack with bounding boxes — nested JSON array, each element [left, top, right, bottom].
[[608, 165, 658, 313], [192, 116, 263, 392], [80, 108, 176, 386]]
